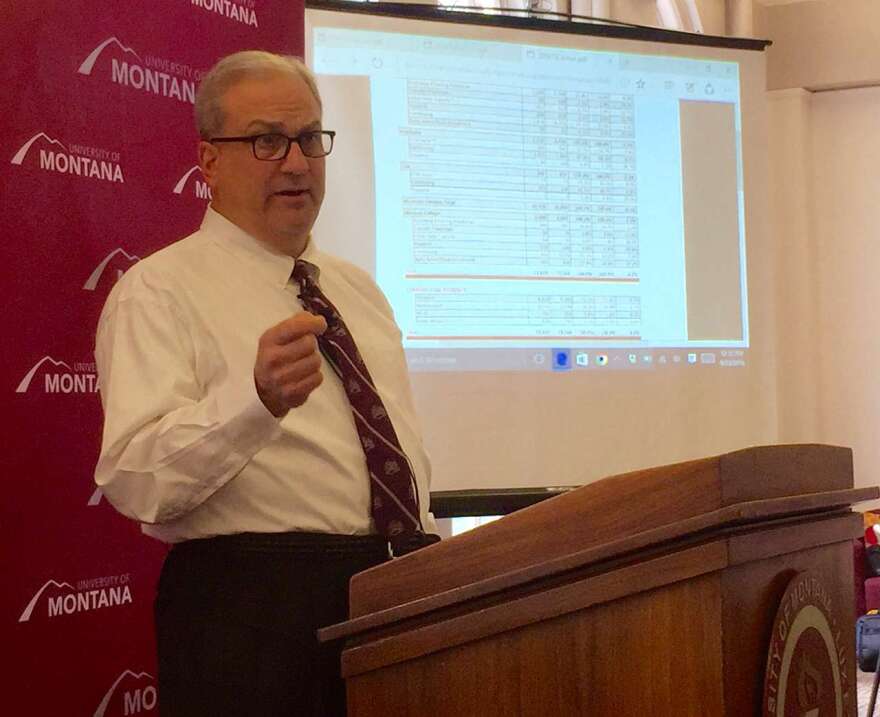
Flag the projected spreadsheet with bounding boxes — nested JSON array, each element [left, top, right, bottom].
[[412, 291, 640, 340], [405, 83, 638, 276], [312, 27, 748, 358], [402, 79, 640, 340]]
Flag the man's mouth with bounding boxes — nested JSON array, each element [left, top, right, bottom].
[[274, 189, 308, 198]]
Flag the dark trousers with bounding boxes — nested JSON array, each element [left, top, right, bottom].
[[154, 532, 389, 717]]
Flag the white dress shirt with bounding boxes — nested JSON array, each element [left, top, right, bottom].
[[94, 207, 433, 543]]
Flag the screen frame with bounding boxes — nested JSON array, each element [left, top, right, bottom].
[[305, 0, 770, 53]]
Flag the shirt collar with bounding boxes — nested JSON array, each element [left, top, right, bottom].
[[202, 206, 323, 289]]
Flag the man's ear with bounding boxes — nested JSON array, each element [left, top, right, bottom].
[[198, 140, 220, 188]]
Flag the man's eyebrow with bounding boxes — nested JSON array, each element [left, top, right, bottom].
[[243, 119, 284, 133], [243, 119, 323, 135]]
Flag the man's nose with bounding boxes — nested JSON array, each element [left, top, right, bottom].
[[280, 141, 310, 173]]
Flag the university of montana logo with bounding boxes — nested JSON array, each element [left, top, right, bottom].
[[763, 572, 850, 716], [78, 36, 200, 104], [18, 575, 133, 622], [93, 669, 156, 717], [15, 356, 98, 394], [11, 131, 124, 183]]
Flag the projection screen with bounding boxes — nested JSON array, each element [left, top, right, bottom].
[[305, 1, 774, 493]]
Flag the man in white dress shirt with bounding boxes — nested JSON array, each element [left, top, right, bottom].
[[94, 51, 436, 716]]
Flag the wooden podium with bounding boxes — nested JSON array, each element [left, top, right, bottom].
[[320, 445, 877, 715]]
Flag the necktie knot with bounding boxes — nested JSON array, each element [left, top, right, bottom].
[[292, 260, 335, 323], [292, 259, 319, 291]]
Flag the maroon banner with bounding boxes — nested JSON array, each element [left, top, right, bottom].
[[2, 2, 303, 713]]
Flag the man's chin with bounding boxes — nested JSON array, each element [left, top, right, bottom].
[[266, 220, 314, 255]]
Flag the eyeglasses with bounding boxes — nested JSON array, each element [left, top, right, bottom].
[[209, 130, 336, 160]]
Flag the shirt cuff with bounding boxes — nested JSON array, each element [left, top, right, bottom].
[[214, 375, 284, 459]]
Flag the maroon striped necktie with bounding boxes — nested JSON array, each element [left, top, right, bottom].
[[292, 260, 439, 556]]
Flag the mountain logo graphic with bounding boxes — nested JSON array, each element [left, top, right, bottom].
[[11, 132, 67, 165], [173, 165, 212, 200], [83, 248, 141, 291], [16, 356, 72, 393], [78, 37, 142, 76], [18, 579, 76, 622], [93, 670, 156, 717], [172, 165, 200, 194], [88, 487, 104, 506]]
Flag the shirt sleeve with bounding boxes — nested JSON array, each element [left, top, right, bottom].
[[94, 285, 282, 525]]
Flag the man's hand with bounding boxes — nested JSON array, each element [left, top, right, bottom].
[[254, 312, 327, 417]]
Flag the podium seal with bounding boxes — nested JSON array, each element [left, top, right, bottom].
[[762, 571, 850, 716]]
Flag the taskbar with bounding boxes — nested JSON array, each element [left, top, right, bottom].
[[405, 347, 747, 372]]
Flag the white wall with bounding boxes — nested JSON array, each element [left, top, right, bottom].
[[767, 82, 880, 491], [768, 89, 821, 445], [809, 86, 880, 487], [763, 2, 880, 489], [758, 0, 880, 91]]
